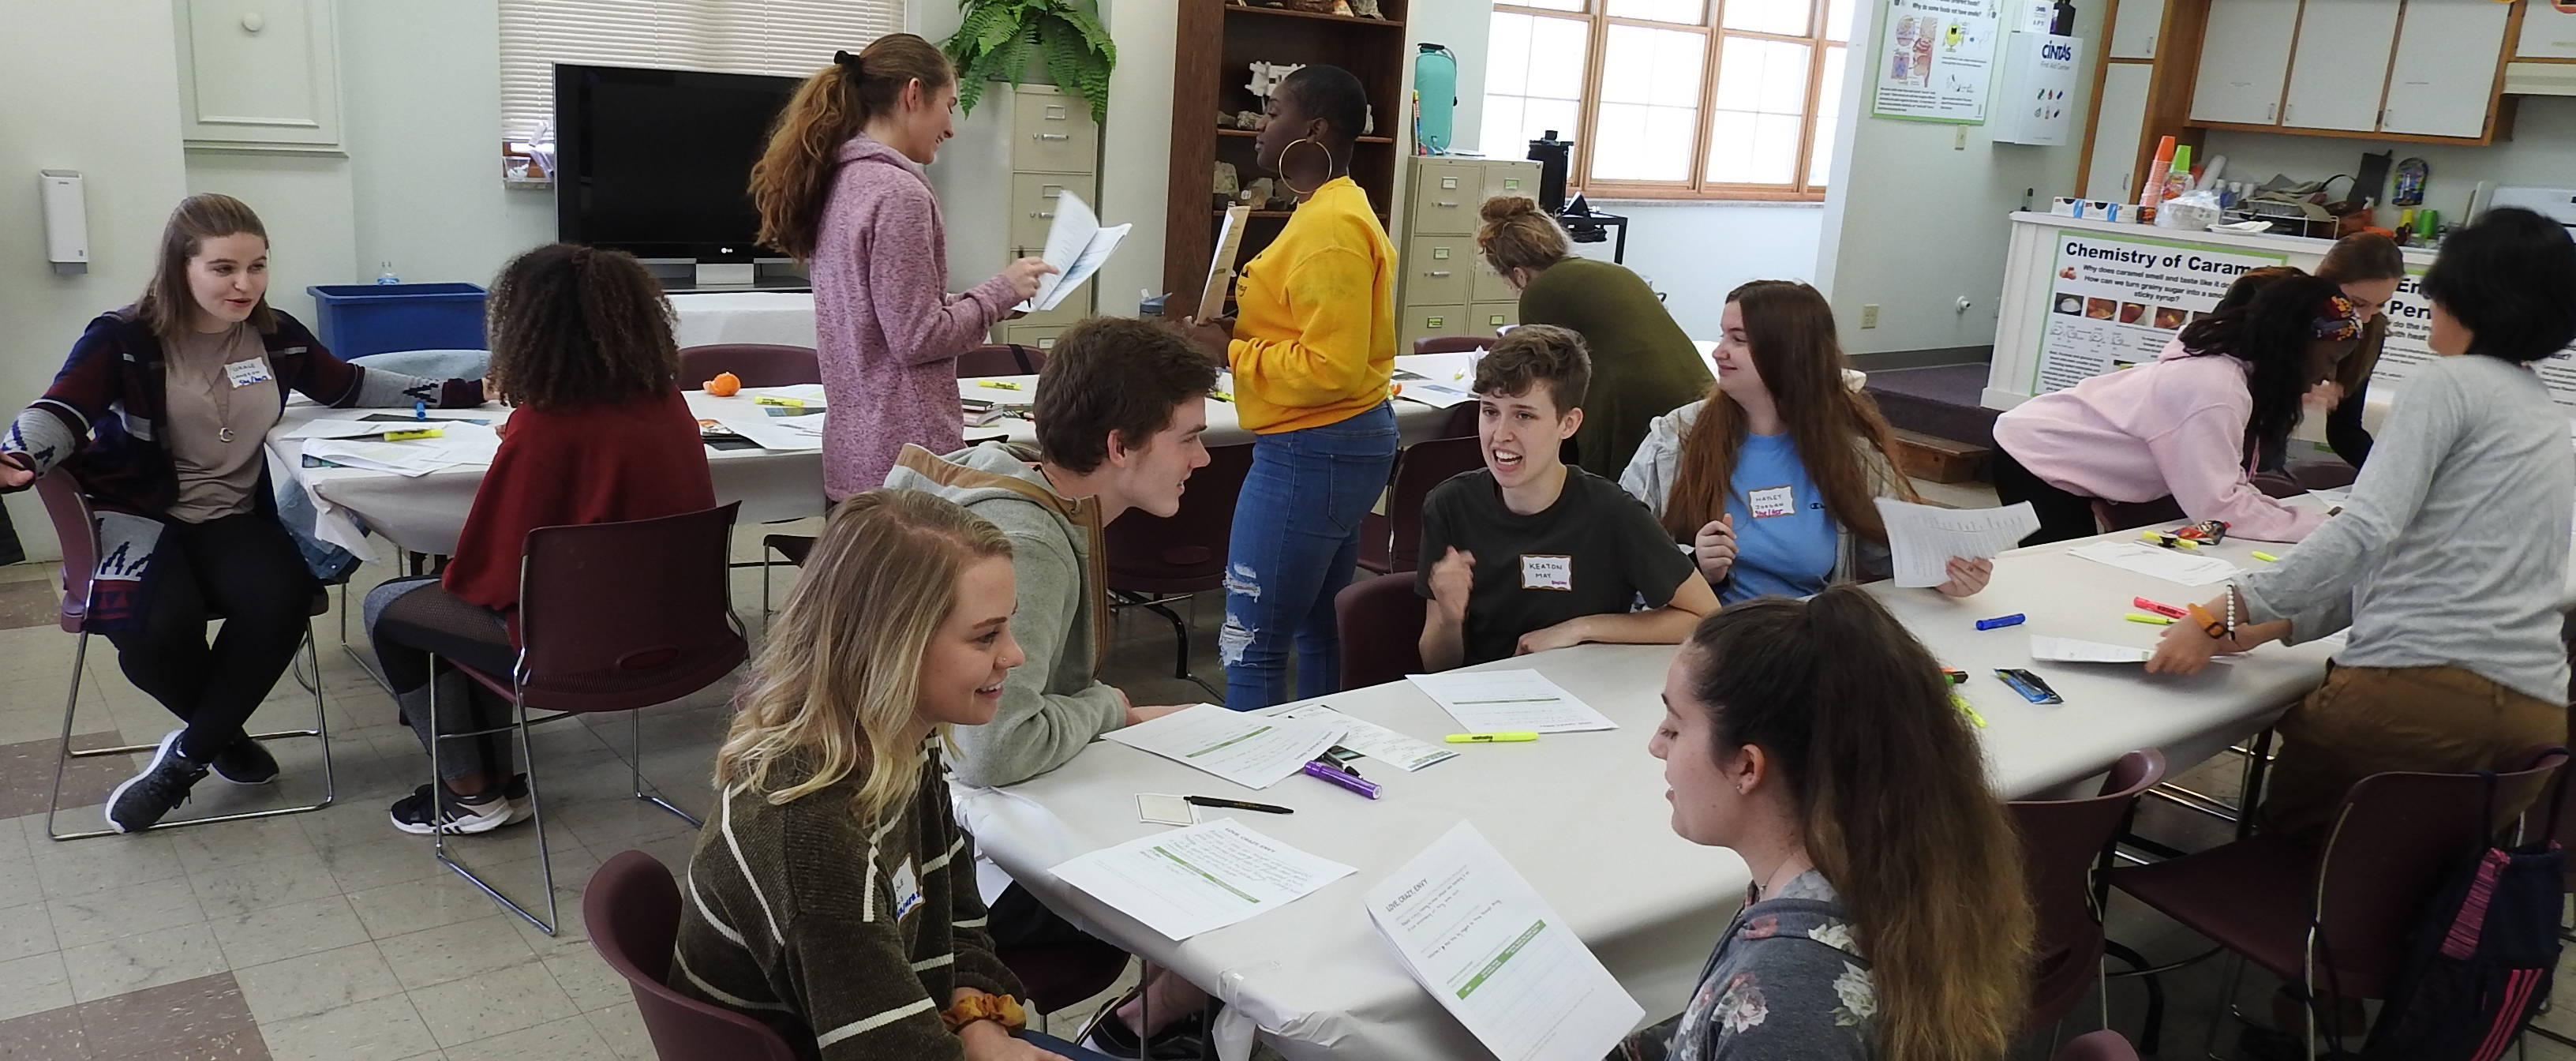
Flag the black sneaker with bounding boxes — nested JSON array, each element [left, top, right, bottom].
[[107, 730, 209, 834], [388, 782, 515, 835], [209, 737, 279, 785]]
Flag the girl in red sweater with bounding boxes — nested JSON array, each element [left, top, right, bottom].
[[365, 244, 715, 834]]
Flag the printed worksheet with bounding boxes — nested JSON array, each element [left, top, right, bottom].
[[1367, 822, 1642, 1061], [1048, 819, 1355, 940], [2066, 540, 2241, 587], [1406, 670, 1615, 734], [1101, 703, 1346, 789], [2028, 635, 2152, 663], [1278, 703, 1458, 771], [1019, 190, 1130, 313], [1874, 499, 2041, 587]]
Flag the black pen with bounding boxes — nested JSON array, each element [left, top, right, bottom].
[[1184, 797, 1294, 815]]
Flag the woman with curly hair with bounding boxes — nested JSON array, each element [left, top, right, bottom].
[[362, 242, 715, 835]]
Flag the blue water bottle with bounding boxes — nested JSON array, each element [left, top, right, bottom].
[[1415, 43, 1457, 155]]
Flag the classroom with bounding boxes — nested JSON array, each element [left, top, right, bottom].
[[4, 2, 2576, 1059]]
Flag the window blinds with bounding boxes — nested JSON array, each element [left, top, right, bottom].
[[496, 0, 907, 138]]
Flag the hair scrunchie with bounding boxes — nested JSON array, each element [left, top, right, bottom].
[[833, 49, 865, 77], [2311, 294, 2364, 342]]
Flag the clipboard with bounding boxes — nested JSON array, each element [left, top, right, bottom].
[[1198, 205, 1252, 321]]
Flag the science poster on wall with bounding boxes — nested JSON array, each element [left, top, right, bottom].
[[2029, 231, 2286, 394], [1870, 0, 2001, 122], [2368, 268, 2576, 409]]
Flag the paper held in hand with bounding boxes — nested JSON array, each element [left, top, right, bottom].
[[1367, 822, 1643, 1061], [1049, 819, 1355, 941], [1873, 499, 2040, 587], [1198, 206, 1253, 321], [1099, 703, 1346, 789], [1017, 190, 1130, 313], [1406, 670, 1615, 734]]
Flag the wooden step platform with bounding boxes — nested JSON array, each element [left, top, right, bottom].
[[1891, 428, 1991, 484]]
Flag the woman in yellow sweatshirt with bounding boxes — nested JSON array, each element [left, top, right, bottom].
[[1185, 65, 1398, 709]]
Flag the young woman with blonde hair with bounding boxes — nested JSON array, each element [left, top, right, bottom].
[[751, 35, 1054, 499], [1630, 586, 2032, 1061], [671, 489, 1108, 1061]]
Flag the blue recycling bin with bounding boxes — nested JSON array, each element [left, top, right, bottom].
[[306, 283, 488, 358]]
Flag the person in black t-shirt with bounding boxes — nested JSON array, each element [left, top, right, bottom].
[[1416, 325, 1717, 670]]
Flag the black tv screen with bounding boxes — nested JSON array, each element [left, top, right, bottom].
[[553, 64, 799, 261]]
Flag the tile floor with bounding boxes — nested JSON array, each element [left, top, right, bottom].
[[0, 507, 2571, 1060]]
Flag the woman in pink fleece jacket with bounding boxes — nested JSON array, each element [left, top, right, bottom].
[[1994, 272, 2365, 544], [750, 35, 1054, 500]]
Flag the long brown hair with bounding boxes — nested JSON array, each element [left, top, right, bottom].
[[749, 34, 955, 261], [483, 244, 679, 411], [1661, 280, 1911, 542], [1683, 587, 2031, 1061], [135, 193, 277, 340], [715, 489, 1013, 822], [2316, 232, 2405, 284]]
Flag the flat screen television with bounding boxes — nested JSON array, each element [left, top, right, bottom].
[[552, 63, 799, 262]]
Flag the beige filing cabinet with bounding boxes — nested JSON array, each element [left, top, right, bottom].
[[1396, 156, 1540, 350], [994, 85, 1099, 351]]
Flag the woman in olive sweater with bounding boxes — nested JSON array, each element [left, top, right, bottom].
[[1477, 196, 1711, 478]]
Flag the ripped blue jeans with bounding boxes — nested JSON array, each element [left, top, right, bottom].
[[1221, 402, 1400, 709]]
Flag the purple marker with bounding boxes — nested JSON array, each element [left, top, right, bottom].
[[1303, 759, 1381, 800]]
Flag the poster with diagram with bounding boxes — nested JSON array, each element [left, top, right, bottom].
[[1870, 0, 2001, 122], [2029, 231, 2286, 394], [2368, 267, 2576, 409]]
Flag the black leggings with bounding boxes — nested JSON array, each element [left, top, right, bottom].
[[367, 578, 517, 783], [1990, 450, 2103, 546], [106, 512, 316, 763]]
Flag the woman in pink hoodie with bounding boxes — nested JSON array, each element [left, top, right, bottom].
[[1993, 272, 2365, 544], [751, 35, 1054, 500]]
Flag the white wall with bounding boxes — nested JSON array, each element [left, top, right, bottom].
[[1818, 0, 2107, 355], [1572, 202, 1824, 338], [2198, 96, 2576, 227]]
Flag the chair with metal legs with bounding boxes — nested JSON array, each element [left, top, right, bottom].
[[424, 504, 747, 934], [35, 471, 336, 841]]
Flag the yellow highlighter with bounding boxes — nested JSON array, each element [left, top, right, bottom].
[[2124, 613, 2175, 626], [979, 380, 1023, 391], [754, 396, 807, 407], [380, 428, 445, 441], [1949, 692, 1987, 729], [1446, 732, 1541, 744], [2252, 550, 2279, 562]]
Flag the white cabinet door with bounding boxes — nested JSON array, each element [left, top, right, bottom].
[[2279, 0, 2401, 133], [2086, 63, 2155, 201], [2522, 4, 2576, 58], [2382, 0, 2510, 137], [2188, 0, 2301, 126], [2109, 0, 2167, 59], [174, 0, 340, 151]]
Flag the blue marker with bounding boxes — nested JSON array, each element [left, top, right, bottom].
[[414, 399, 428, 422], [1975, 613, 2027, 631]]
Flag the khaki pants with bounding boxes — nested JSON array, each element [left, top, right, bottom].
[[2257, 664, 2567, 845]]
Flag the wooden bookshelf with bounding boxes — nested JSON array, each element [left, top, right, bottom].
[[1163, 0, 1411, 317]]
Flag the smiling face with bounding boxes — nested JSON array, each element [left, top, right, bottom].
[[1649, 648, 1754, 847], [1711, 301, 1766, 399], [187, 232, 269, 332], [1477, 384, 1580, 491], [1108, 398, 1213, 519], [911, 556, 1024, 731], [887, 78, 960, 165]]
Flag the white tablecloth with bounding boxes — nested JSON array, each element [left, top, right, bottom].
[[960, 521, 2342, 1061], [669, 291, 819, 350]]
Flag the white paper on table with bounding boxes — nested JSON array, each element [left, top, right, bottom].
[[1277, 703, 1459, 772], [277, 418, 401, 441], [1018, 190, 1131, 313], [711, 414, 826, 452], [1046, 819, 1355, 941], [1365, 822, 1643, 1061], [737, 384, 828, 407], [2029, 635, 2153, 663], [298, 438, 458, 476], [2066, 540, 2242, 587], [1099, 703, 1346, 790], [1406, 670, 1615, 734], [1395, 381, 1479, 409], [1874, 499, 2041, 587]]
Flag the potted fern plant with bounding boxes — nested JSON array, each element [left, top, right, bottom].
[[943, 0, 1116, 124]]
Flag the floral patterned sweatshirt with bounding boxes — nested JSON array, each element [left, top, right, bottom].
[[1612, 870, 1874, 1061]]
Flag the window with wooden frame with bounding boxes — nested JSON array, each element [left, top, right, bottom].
[[1481, 0, 1855, 201]]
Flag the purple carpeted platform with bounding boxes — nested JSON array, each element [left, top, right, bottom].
[[1863, 364, 1998, 448]]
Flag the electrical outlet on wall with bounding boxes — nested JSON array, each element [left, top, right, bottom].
[[1860, 304, 1881, 328]]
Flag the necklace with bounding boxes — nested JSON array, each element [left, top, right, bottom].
[[184, 332, 239, 444]]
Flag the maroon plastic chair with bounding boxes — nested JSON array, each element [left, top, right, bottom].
[[956, 343, 1048, 377], [1440, 401, 1481, 439], [2286, 458, 2357, 492], [677, 344, 821, 389], [2009, 750, 2167, 1036], [35, 470, 335, 841], [1413, 336, 1490, 354], [2110, 749, 2567, 1056], [1357, 436, 1483, 575], [1335, 572, 1425, 691], [585, 851, 802, 1061], [999, 939, 1133, 1018], [432, 504, 749, 934], [1103, 443, 1255, 697], [2052, 1029, 2140, 1061]]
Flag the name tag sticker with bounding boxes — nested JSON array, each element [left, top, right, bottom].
[[1520, 554, 1573, 591], [223, 359, 272, 388], [1748, 485, 1796, 519], [890, 857, 923, 920]]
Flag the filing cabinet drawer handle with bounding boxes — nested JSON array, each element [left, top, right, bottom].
[[1033, 212, 1055, 219], [1427, 270, 1454, 278], [1038, 133, 1071, 141], [1436, 201, 1458, 208]]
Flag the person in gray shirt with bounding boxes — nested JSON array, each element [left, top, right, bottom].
[[1619, 587, 2032, 1061], [2150, 208, 2576, 845]]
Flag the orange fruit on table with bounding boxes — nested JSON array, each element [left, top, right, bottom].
[[706, 372, 741, 396]]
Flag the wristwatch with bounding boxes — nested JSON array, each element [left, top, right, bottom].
[[939, 992, 1027, 1034]]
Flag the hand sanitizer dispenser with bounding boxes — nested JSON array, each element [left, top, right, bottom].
[[41, 171, 87, 275]]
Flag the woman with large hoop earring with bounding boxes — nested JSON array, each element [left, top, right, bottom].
[[1181, 65, 1400, 710]]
